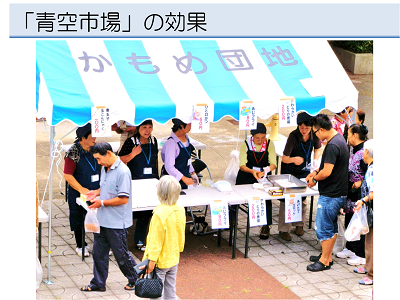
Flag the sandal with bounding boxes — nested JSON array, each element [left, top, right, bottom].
[[81, 284, 106, 292], [124, 282, 135, 290], [359, 277, 373, 285], [354, 267, 368, 274]]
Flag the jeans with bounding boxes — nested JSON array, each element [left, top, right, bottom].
[[315, 195, 346, 241], [90, 227, 137, 289]]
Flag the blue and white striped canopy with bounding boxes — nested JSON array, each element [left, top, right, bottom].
[[36, 39, 358, 126]]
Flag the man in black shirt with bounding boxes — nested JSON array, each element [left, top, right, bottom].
[[306, 114, 349, 272]]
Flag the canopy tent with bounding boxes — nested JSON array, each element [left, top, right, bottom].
[[36, 38, 358, 284], [36, 39, 358, 126]]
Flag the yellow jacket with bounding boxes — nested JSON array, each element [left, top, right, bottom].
[[143, 204, 186, 269]]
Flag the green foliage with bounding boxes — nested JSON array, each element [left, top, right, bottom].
[[330, 40, 373, 54]]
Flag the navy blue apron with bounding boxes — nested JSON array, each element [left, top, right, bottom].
[[162, 137, 192, 189], [67, 143, 101, 231], [127, 137, 159, 180]]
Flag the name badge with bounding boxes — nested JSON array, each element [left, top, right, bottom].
[[143, 167, 152, 175], [187, 158, 192, 166], [91, 174, 99, 182], [252, 167, 261, 172]]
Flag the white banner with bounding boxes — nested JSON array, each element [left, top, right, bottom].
[[191, 103, 211, 133], [284, 194, 302, 223], [248, 197, 268, 227], [279, 97, 297, 128], [91, 106, 112, 137], [239, 100, 257, 130], [210, 200, 229, 229]]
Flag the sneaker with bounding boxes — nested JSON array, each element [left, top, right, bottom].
[[139, 245, 146, 252], [279, 231, 292, 241], [336, 248, 355, 259], [136, 241, 144, 248], [76, 247, 90, 257], [347, 255, 366, 266]]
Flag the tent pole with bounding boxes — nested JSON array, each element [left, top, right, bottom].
[[45, 125, 55, 285]]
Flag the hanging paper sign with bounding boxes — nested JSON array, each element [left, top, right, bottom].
[[210, 200, 229, 229], [91, 106, 111, 137], [248, 197, 268, 227], [191, 103, 211, 133], [285, 194, 302, 223], [239, 100, 257, 130], [279, 97, 297, 128]]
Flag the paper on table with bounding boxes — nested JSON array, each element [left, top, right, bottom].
[[131, 178, 160, 208]]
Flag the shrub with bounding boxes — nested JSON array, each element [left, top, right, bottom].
[[329, 40, 373, 54]]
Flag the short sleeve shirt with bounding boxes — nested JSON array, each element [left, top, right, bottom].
[[97, 157, 133, 229], [318, 134, 349, 197]]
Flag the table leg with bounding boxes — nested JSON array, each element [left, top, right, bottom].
[[244, 207, 250, 258], [218, 229, 221, 247], [308, 196, 314, 229], [232, 205, 239, 259], [82, 218, 85, 261], [38, 222, 42, 262]]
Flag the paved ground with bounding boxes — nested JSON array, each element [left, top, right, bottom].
[[35, 71, 374, 299]]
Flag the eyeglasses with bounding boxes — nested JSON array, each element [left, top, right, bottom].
[[313, 128, 321, 135]]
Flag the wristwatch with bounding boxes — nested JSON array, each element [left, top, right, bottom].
[[312, 177, 318, 184]]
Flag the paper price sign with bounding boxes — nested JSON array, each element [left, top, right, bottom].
[[279, 97, 297, 128], [91, 106, 111, 137], [191, 103, 211, 133], [239, 100, 257, 130], [248, 197, 268, 227], [210, 200, 229, 229], [284, 194, 302, 223]]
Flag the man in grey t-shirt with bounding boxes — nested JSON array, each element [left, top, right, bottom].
[[81, 142, 137, 292]]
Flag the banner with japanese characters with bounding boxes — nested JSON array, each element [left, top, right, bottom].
[[191, 103, 211, 133], [279, 97, 297, 128], [239, 100, 257, 130], [210, 200, 229, 229], [91, 106, 112, 137], [284, 194, 302, 223], [248, 197, 268, 227]]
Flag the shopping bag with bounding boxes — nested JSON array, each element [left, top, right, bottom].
[[84, 209, 100, 233], [135, 263, 163, 298], [344, 205, 369, 241], [224, 150, 240, 185]]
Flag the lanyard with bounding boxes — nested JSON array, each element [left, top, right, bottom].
[[250, 138, 267, 165], [300, 141, 312, 163], [178, 140, 191, 158], [83, 153, 97, 173], [137, 137, 152, 166]]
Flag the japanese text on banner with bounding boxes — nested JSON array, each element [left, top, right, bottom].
[[248, 197, 268, 227], [210, 200, 229, 229], [191, 104, 211, 133], [279, 97, 297, 128], [239, 100, 257, 130], [91, 106, 111, 137], [284, 194, 302, 223]]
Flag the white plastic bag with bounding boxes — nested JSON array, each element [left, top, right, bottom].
[[344, 205, 369, 241], [84, 209, 100, 233], [36, 257, 43, 290], [224, 150, 239, 185]]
